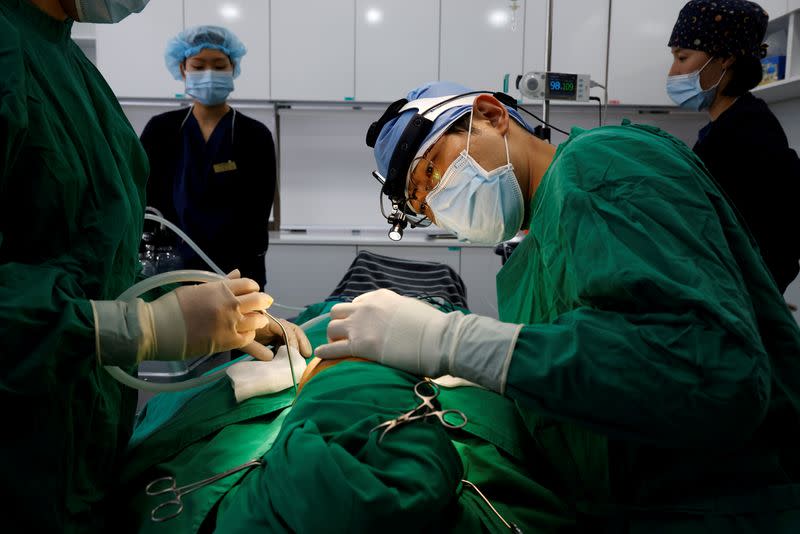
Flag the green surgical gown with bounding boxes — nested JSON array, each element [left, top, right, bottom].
[[497, 121, 800, 529], [0, 1, 147, 531]]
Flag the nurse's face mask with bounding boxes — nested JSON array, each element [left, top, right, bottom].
[[422, 109, 524, 245], [185, 71, 234, 106], [666, 56, 726, 111], [74, 0, 151, 23]]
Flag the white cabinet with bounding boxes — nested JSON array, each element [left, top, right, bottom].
[[440, 0, 525, 91], [357, 246, 461, 274], [270, 0, 355, 101], [96, 0, 184, 98], [608, 0, 685, 106], [523, 0, 609, 100], [184, 0, 270, 100], [71, 22, 96, 65], [460, 247, 501, 318], [266, 245, 358, 309], [71, 22, 95, 39], [786, 272, 800, 325], [355, 0, 440, 102]]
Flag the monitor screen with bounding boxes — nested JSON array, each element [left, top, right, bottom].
[[545, 73, 578, 100]]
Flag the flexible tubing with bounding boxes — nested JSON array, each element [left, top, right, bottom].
[[106, 213, 319, 392], [107, 270, 235, 392], [144, 213, 226, 276], [144, 213, 308, 313], [106, 268, 329, 393]]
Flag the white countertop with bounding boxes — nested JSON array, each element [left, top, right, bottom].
[[269, 229, 496, 248]]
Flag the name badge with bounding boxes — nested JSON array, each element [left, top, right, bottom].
[[213, 160, 238, 173]]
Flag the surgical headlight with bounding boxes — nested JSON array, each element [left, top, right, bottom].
[[367, 91, 520, 241], [374, 171, 430, 242], [388, 219, 405, 242]]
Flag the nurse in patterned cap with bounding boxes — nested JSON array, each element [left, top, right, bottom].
[[668, 0, 800, 296]]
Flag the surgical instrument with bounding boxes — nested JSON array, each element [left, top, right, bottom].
[[371, 379, 467, 443], [462, 479, 524, 533], [146, 459, 263, 522]]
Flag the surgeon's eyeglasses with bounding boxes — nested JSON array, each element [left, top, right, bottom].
[[373, 172, 432, 230], [406, 143, 445, 217]]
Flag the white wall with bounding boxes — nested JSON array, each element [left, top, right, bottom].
[[272, 103, 708, 230]]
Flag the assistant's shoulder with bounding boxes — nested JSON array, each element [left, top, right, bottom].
[[733, 93, 791, 145], [140, 108, 190, 143], [234, 110, 274, 140], [144, 108, 190, 130]]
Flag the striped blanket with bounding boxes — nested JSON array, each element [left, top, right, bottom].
[[327, 250, 468, 309]]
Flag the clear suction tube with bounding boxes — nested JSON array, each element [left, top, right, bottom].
[[143, 213, 306, 313], [106, 270, 234, 392], [105, 267, 330, 392], [105, 215, 323, 393]]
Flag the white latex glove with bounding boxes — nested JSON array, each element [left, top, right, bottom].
[[315, 289, 523, 392], [92, 277, 274, 364], [255, 317, 313, 359], [226, 269, 275, 361]]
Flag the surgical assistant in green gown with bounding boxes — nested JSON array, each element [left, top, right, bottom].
[[0, 1, 147, 530], [497, 121, 800, 530]]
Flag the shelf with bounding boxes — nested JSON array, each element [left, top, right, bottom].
[[752, 75, 800, 103]]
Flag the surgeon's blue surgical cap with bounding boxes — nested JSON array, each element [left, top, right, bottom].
[[373, 81, 534, 180], [165, 25, 247, 80]]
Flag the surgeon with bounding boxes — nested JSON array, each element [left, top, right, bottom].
[[666, 0, 800, 293], [0, 1, 291, 530], [316, 81, 800, 530], [142, 26, 276, 289]]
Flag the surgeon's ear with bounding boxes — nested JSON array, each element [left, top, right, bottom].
[[180, 62, 186, 80], [473, 94, 510, 136]]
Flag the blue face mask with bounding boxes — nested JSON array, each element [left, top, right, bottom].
[[75, 0, 150, 23], [424, 111, 524, 245], [666, 57, 726, 111], [185, 70, 234, 106]]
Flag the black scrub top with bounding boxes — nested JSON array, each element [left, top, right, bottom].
[[694, 92, 800, 293], [141, 107, 276, 288]]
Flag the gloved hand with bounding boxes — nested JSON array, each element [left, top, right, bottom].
[[255, 317, 313, 360], [91, 277, 274, 365], [315, 289, 523, 392]]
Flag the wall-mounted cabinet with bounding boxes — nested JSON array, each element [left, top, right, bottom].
[[93, 0, 768, 107], [753, 7, 800, 103], [270, 0, 355, 101], [607, 0, 685, 106], [440, 0, 525, 92], [355, 0, 440, 101], [523, 0, 609, 103], [184, 0, 271, 100], [96, 0, 184, 98]]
